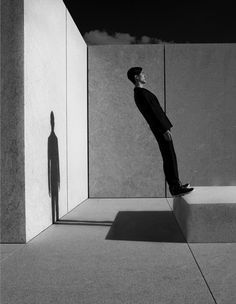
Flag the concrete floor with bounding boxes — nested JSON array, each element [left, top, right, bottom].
[[1, 198, 236, 304]]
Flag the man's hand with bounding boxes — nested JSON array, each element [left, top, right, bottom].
[[163, 130, 172, 141]]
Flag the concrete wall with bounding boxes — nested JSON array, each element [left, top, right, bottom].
[[67, 11, 88, 211], [88, 44, 236, 198], [24, 0, 68, 241], [88, 45, 165, 197], [1, 0, 25, 243], [166, 44, 236, 187], [1, 0, 88, 243], [24, 0, 88, 241]]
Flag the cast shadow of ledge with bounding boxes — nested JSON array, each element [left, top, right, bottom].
[[106, 211, 186, 243]]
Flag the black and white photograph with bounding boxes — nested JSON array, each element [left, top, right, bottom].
[[1, 0, 236, 303]]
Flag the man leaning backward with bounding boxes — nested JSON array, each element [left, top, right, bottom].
[[127, 67, 194, 196]]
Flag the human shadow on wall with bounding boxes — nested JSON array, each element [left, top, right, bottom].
[[48, 111, 60, 224], [106, 211, 185, 242]]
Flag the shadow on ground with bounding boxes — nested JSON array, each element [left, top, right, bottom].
[[55, 220, 112, 226], [106, 211, 186, 243]]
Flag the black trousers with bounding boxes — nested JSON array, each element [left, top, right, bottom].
[[151, 128, 180, 188]]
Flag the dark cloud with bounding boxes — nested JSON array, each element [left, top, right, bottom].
[[83, 30, 166, 45]]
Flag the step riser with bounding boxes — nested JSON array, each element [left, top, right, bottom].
[[172, 187, 236, 243]]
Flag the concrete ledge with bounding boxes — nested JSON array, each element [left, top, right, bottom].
[[172, 187, 236, 243]]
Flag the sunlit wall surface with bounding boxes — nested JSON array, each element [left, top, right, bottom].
[[24, 0, 87, 239], [67, 11, 88, 211], [24, 0, 87, 242], [1, 0, 87, 243], [24, 0, 67, 241]]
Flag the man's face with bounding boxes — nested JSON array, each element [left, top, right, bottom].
[[136, 71, 146, 84]]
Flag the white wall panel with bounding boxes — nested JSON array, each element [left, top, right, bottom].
[[1, 0, 88, 243], [24, 0, 67, 241], [67, 11, 88, 210]]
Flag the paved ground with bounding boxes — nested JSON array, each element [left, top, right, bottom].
[[1, 198, 235, 304]]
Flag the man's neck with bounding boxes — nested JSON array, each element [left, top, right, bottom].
[[135, 83, 144, 88]]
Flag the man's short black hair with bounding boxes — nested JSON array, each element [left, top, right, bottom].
[[127, 67, 142, 84]]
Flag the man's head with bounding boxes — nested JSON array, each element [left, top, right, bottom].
[[127, 67, 146, 85]]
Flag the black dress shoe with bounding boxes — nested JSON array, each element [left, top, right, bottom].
[[170, 186, 194, 197], [181, 183, 190, 188]]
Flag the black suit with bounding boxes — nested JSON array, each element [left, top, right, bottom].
[[134, 87, 180, 187]]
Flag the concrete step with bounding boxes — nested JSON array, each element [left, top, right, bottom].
[[172, 186, 236, 243]]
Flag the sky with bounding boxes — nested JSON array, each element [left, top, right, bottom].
[[63, 1, 236, 44]]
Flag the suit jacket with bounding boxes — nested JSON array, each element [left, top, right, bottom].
[[134, 87, 173, 134]]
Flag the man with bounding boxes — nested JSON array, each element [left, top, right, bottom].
[[127, 66, 194, 196]]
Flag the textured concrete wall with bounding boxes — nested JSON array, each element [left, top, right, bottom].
[[89, 44, 236, 198], [24, 0, 68, 241], [0, 0, 26, 243], [1, 0, 88, 243], [166, 44, 236, 186], [66, 11, 88, 210], [89, 45, 165, 197]]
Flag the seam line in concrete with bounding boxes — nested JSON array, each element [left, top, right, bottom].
[[87, 197, 167, 199], [165, 198, 218, 304], [0, 245, 27, 264], [187, 244, 218, 304], [55, 220, 112, 227], [87, 46, 90, 198], [60, 198, 89, 219], [65, 8, 69, 212], [163, 43, 167, 198]]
